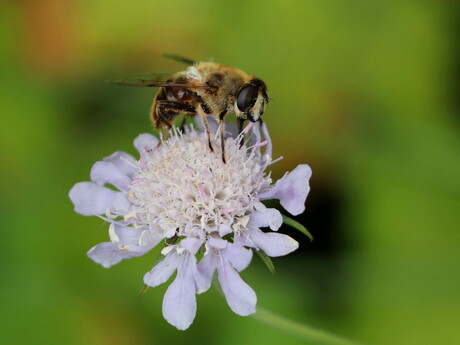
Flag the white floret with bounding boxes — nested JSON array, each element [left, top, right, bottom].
[[127, 128, 270, 239]]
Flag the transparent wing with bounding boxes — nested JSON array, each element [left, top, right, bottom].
[[106, 72, 210, 88], [106, 72, 175, 87], [163, 53, 196, 65]]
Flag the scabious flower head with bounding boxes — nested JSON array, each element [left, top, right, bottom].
[[69, 121, 312, 330]]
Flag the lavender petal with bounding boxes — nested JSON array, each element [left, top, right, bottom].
[[144, 252, 180, 287], [162, 255, 197, 330], [195, 115, 219, 134], [249, 203, 283, 231], [69, 182, 130, 216], [180, 238, 203, 255], [90, 161, 132, 191], [223, 243, 253, 272], [87, 242, 130, 268], [249, 227, 299, 257], [134, 133, 159, 154], [258, 164, 312, 216], [217, 259, 257, 316], [260, 121, 272, 158], [207, 237, 227, 249], [196, 251, 218, 294], [110, 224, 161, 255], [218, 224, 232, 237], [103, 151, 137, 178]]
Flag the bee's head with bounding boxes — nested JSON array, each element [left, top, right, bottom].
[[234, 78, 269, 122]]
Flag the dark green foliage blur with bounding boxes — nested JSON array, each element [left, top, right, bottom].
[[1, 1, 459, 344]]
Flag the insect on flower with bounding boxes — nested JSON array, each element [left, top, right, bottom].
[[69, 121, 312, 330], [108, 54, 270, 163]]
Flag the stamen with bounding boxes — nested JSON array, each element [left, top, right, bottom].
[[130, 178, 145, 185], [250, 140, 268, 149], [222, 207, 237, 214], [198, 184, 207, 198], [268, 155, 284, 166], [242, 122, 254, 135], [120, 156, 138, 169]]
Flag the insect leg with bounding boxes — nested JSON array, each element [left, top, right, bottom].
[[219, 112, 227, 164], [179, 116, 188, 132], [237, 118, 245, 135], [196, 103, 214, 152], [237, 118, 245, 148], [162, 129, 171, 142], [156, 100, 196, 139], [157, 101, 196, 113]]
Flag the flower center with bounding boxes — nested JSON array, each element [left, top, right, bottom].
[[127, 128, 270, 239]]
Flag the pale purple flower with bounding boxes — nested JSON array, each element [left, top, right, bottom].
[[69, 122, 312, 330]]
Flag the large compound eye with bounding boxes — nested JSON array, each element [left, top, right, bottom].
[[236, 84, 259, 112]]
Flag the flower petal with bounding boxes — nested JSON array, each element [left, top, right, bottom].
[[162, 255, 197, 330], [87, 242, 130, 268], [195, 115, 219, 134], [218, 224, 232, 237], [249, 227, 299, 257], [180, 238, 203, 255], [196, 250, 219, 293], [259, 164, 312, 216], [103, 151, 137, 178], [249, 202, 282, 231], [223, 243, 253, 272], [111, 224, 161, 255], [90, 161, 132, 191], [144, 252, 181, 287], [218, 259, 256, 316], [208, 237, 227, 249], [139, 227, 163, 248], [251, 121, 262, 143], [134, 133, 159, 154], [224, 122, 239, 139], [69, 182, 130, 216], [260, 121, 272, 158]]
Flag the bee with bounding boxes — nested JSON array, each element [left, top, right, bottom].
[[108, 54, 270, 163]]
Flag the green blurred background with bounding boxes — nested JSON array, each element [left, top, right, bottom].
[[1, 1, 459, 344]]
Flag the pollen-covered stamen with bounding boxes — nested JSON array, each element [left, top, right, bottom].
[[126, 127, 271, 238]]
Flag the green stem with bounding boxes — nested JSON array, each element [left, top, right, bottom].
[[252, 306, 364, 345]]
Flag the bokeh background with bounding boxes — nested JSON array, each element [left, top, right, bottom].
[[1, 1, 459, 344]]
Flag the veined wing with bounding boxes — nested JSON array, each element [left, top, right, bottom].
[[106, 72, 209, 88], [107, 72, 173, 87], [162, 53, 196, 65]]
